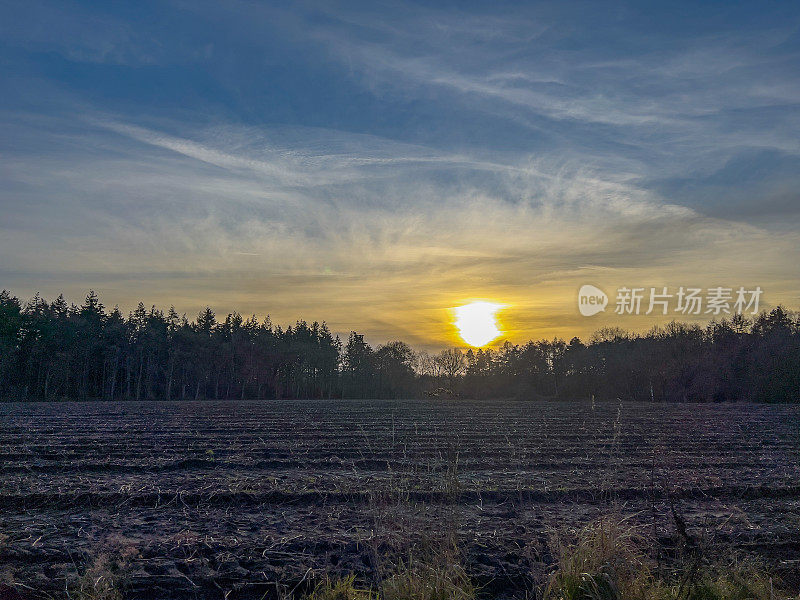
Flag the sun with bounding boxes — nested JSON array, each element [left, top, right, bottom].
[[454, 301, 505, 347]]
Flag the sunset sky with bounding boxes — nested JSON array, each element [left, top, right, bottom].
[[1, 1, 799, 349]]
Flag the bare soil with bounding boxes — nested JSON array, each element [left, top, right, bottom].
[[1, 399, 798, 598]]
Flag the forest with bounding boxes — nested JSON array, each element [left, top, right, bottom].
[[0, 290, 798, 402]]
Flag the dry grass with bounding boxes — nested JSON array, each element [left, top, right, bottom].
[[69, 555, 124, 600], [381, 556, 475, 600], [544, 515, 660, 600], [311, 513, 793, 600], [5, 512, 792, 600], [543, 515, 789, 600], [306, 527, 474, 600], [306, 574, 376, 600], [683, 559, 779, 600], [305, 556, 475, 600], [69, 543, 139, 600]]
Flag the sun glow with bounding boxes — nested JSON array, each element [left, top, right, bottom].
[[454, 301, 505, 347]]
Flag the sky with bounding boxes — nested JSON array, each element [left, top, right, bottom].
[[1, 0, 799, 349]]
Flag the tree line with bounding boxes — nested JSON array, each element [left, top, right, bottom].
[[0, 290, 798, 402]]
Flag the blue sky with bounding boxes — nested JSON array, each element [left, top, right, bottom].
[[1, 1, 799, 347]]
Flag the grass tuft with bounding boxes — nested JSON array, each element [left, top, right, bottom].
[[544, 516, 788, 600], [307, 574, 376, 600], [70, 554, 124, 600], [545, 515, 659, 600], [70, 543, 138, 600], [684, 559, 777, 600], [305, 549, 475, 600], [381, 556, 475, 600]]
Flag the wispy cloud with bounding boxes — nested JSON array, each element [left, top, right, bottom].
[[2, 110, 797, 347]]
